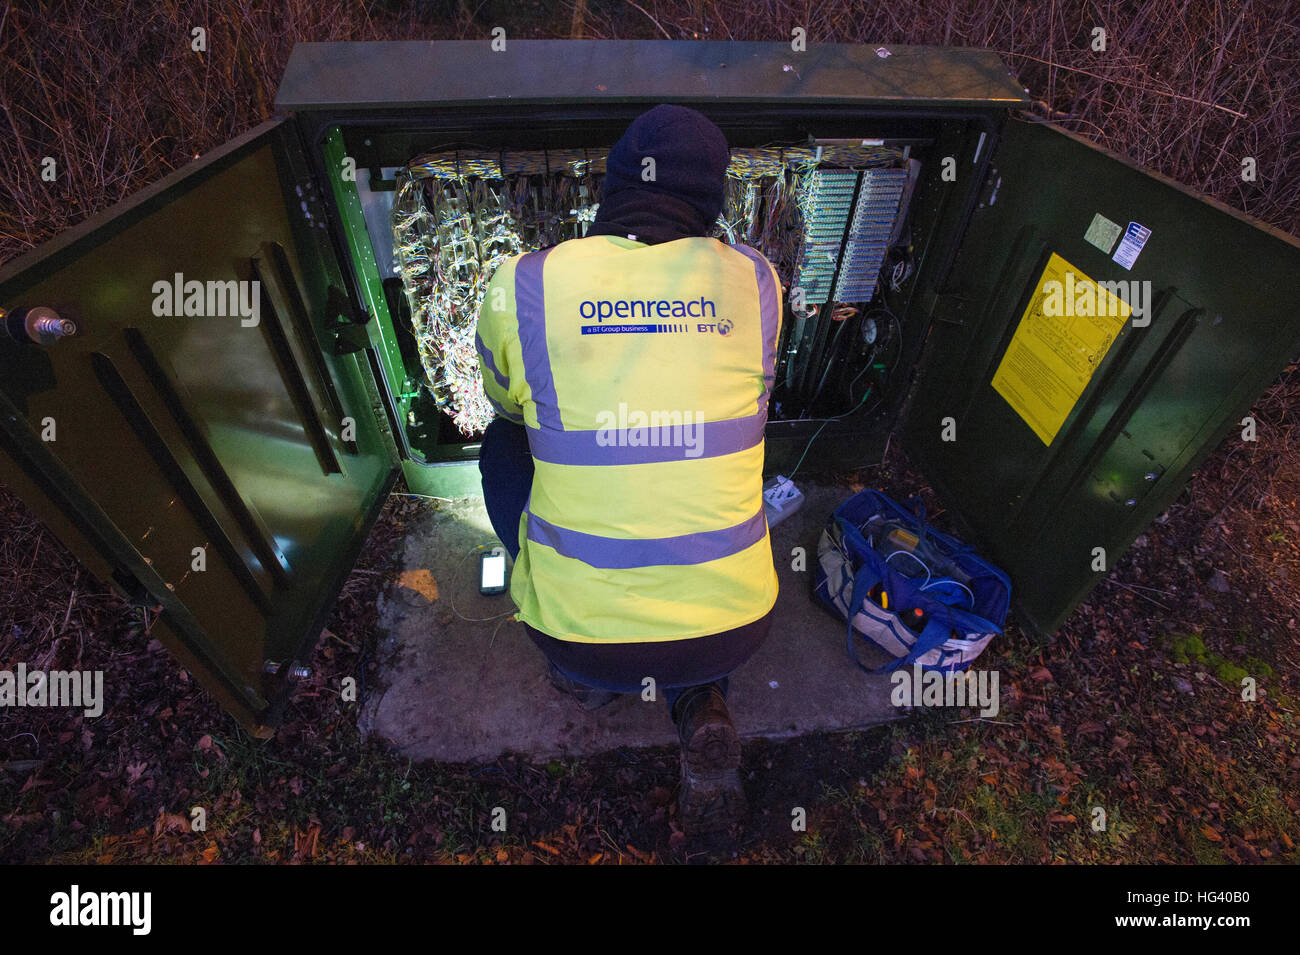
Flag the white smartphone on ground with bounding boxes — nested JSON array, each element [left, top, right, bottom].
[[479, 546, 508, 595]]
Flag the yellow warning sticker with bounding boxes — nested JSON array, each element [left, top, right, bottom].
[[991, 252, 1130, 445]]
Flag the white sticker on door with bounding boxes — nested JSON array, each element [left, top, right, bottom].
[[1112, 221, 1152, 270]]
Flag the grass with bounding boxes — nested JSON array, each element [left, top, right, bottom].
[[1166, 631, 1275, 686]]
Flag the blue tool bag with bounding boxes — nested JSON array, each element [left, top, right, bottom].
[[813, 489, 1011, 673]]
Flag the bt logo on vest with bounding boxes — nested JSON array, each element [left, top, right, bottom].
[[699, 318, 733, 336]]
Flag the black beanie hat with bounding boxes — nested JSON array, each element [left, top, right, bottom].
[[588, 104, 731, 244]]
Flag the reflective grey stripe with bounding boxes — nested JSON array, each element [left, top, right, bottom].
[[732, 244, 780, 416], [526, 506, 767, 568], [475, 332, 511, 391], [513, 248, 563, 430], [528, 411, 765, 465]]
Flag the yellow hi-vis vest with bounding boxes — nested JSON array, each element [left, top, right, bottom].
[[475, 234, 781, 643]]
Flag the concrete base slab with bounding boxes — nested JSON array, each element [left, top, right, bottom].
[[360, 482, 901, 762]]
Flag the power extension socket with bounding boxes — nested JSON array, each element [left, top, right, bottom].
[[762, 474, 805, 528]]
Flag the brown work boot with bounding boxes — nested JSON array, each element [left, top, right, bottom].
[[673, 684, 745, 836]]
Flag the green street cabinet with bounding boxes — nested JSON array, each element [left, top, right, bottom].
[[2, 41, 1297, 733]]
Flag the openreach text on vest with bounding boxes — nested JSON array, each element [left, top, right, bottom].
[[579, 296, 718, 322]]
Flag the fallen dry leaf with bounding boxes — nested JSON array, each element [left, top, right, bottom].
[[153, 810, 189, 836], [293, 824, 321, 860], [396, 569, 439, 602]]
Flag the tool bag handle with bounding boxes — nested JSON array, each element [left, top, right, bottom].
[[842, 563, 957, 675]]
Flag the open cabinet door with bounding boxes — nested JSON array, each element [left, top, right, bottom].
[[905, 116, 1300, 637], [0, 119, 399, 732]]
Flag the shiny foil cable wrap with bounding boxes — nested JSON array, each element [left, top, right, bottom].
[[392, 170, 518, 435], [392, 144, 901, 436]]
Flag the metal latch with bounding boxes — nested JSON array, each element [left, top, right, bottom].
[[3, 306, 77, 345], [326, 286, 372, 354]]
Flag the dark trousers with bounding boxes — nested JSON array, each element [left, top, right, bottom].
[[478, 416, 773, 714]]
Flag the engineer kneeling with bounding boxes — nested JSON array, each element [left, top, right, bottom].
[[475, 105, 781, 835]]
